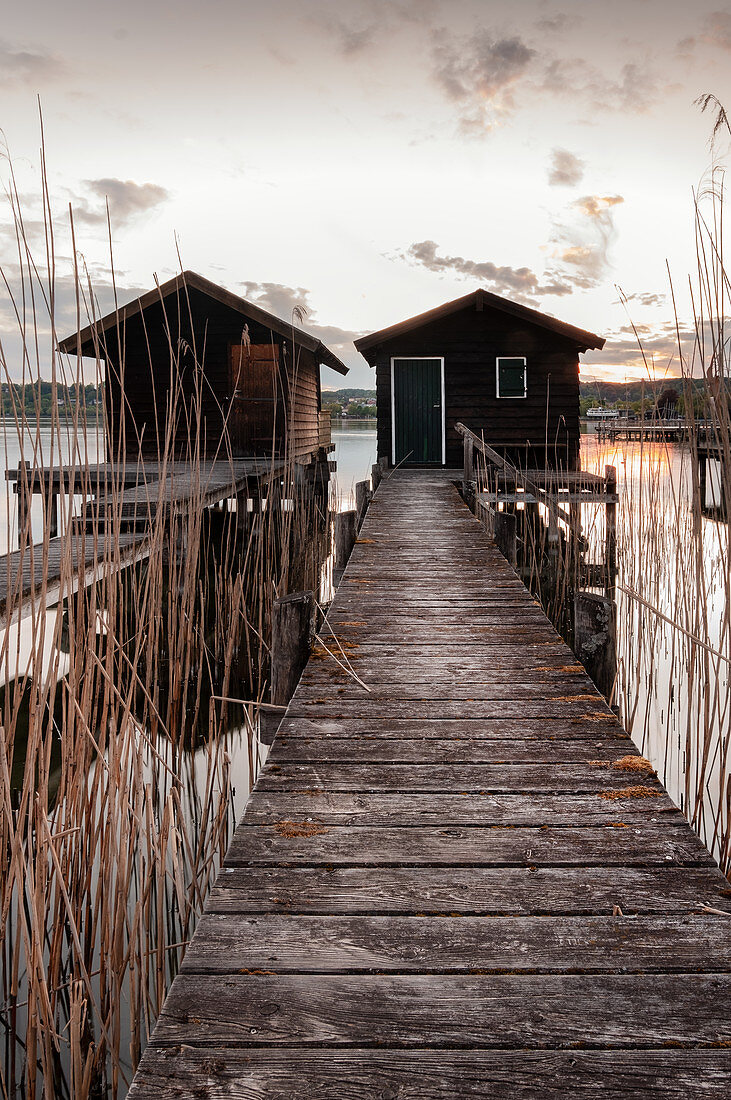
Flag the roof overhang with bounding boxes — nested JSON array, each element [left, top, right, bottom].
[[354, 288, 604, 362], [58, 270, 349, 375]]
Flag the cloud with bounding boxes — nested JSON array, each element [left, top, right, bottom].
[[620, 291, 667, 308], [428, 26, 665, 135], [582, 320, 695, 378], [536, 13, 575, 34], [240, 281, 362, 348], [316, 0, 435, 56], [540, 58, 663, 114], [0, 260, 150, 380], [0, 41, 64, 87], [71, 179, 170, 228], [704, 11, 731, 50], [550, 194, 625, 289], [431, 30, 536, 132], [548, 148, 584, 187], [401, 240, 572, 298]]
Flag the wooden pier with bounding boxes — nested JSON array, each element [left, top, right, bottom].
[[593, 419, 688, 442], [130, 469, 731, 1098], [1, 457, 284, 625]]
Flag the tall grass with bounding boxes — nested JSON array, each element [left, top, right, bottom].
[[603, 153, 731, 873], [0, 152, 331, 1095], [474, 113, 731, 876]]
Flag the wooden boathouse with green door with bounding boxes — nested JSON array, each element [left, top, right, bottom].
[[354, 289, 604, 469]]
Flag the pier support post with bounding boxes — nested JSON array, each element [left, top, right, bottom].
[[698, 451, 708, 512], [49, 492, 59, 538], [333, 509, 357, 587], [574, 591, 617, 702], [16, 460, 30, 548], [260, 590, 315, 746], [371, 463, 382, 492], [355, 480, 370, 530], [235, 488, 251, 541], [604, 464, 617, 592], [494, 511, 517, 566], [463, 434, 474, 489]]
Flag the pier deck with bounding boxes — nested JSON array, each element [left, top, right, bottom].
[[131, 469, 731, 1098], [0, 458, 282, 624]]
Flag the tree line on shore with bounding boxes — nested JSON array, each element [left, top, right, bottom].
[[1, 381, 102, 417]]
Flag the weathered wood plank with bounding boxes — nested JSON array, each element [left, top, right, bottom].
[[150, 973, 731, 1047], [243, 790, 683, 824], [274, 717, 632, 740], [223, 823, 710, 866], [178, 913, 731, 973], [255, 762, 661, 792], [209, 865, 730, 914], [284, 701, 616, 719], [292, 679, 600, 700], [129, 1047, 731, 1100], [267, 736, 637, 763]]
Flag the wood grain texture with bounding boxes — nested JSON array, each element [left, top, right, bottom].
[[208, 864, 731, 915], [129, 1048, 731, 1100], [130, 468, 731, 1097], [150, 972, 731, 1047]]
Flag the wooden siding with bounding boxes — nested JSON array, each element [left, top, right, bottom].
[[101, 287, 323, 461], [373, 304, 581, 468]]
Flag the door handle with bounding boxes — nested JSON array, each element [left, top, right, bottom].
[[433, 404, 441, 409]]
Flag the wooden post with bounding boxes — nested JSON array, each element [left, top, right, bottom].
[[333, 509, 357, 586], [49, 491, 59, 539], [604, 464, 617, 592], [698, 450, 708, 512], [355, 480, 370, 530], [371, 463, 382, 492], [574, 591, 617, 703], [494, 511, 517, 566], [260, 589, 315, 746], [16, 460, 30, 548], [235, 489, 251, 544], [378, 456, 389, 473], [463, 434, 474, 488]]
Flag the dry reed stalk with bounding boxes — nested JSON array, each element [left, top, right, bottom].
[[0, 134, 334, 1095]]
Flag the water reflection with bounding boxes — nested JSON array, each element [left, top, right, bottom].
[[581, 434, 730, 867], [330, 420, 377, 509]]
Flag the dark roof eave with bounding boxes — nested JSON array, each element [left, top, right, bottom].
[[354, 288, 604, 357], [58, 270, 349, 374], [316, 342, 349, 375]]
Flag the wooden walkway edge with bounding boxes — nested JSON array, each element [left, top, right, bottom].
[[0, 458, 281, 625], [130, 469, 731, 1098]]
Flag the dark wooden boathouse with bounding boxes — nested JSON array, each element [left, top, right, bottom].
[[59, 270, 348, 462], [354, 289, 604, 469]]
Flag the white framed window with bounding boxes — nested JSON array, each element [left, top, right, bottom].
[[496, 356, 527, 399]]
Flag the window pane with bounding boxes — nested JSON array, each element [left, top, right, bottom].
[[498, 358, 526, 398]]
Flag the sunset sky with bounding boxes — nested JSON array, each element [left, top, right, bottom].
[[1, 0, 731, 388]]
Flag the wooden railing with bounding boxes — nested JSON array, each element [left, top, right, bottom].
[[456, 422, 619, 696], [455, 421, 617, 584]]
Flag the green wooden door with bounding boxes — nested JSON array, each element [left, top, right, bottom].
[[392, 358, 443, 465]]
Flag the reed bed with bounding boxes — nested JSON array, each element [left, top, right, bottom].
[[474, 133, 731, 876], [0, 171, 331, 1094]]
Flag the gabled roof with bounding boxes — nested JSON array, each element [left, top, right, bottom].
[[58, 270, 349, 375], [353, 288, 604, 358]]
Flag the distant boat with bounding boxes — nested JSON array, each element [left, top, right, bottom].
[[586, 407, 619, 420]]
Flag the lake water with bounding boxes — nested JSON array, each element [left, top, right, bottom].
[[330, 419, 378, 507]]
